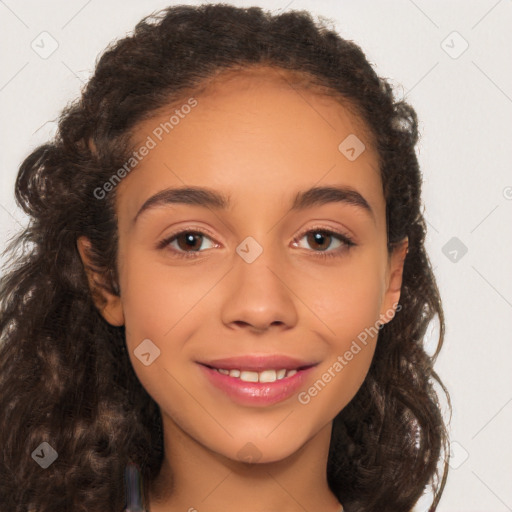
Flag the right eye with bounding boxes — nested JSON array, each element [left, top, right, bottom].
[[157, 229, 219, 258]]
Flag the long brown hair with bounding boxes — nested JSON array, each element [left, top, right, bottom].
[[0, 4, 450, 511]]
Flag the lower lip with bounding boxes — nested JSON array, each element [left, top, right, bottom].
[[198, 364, 316, 407]]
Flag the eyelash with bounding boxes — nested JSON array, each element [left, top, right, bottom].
[[157, 226, 356, 260]]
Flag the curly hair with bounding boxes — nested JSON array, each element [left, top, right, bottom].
[[0, 4, 451, 511]]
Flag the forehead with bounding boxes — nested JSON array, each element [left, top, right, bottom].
[[117, 67, 383, 219]]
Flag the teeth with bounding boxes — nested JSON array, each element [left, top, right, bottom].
[[259, 370, 277, 383], [240, 371, 259, 382], [214, 367, 299, 382]]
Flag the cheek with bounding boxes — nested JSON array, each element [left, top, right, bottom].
[[119, 247, 206, 342], [119, 253, 201, 436], [117, 249, 215, 415], [293, 256, 385, 412], [305, 254, 386, 341]]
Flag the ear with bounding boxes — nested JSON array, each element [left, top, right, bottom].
[[77, 236, 125, 327], [379, 237, 408, 325]]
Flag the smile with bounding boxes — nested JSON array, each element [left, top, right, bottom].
[[198, 362, 318, 407], [210, 367, 298, 382]]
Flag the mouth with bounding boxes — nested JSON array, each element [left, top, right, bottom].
[[197, 353, 318, 373], [196, 355, 319, 407], [200, 364, 315, 383]]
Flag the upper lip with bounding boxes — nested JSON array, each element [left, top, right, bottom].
[[197, 354, 319, 372]]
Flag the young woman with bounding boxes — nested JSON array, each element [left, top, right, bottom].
[[0, 4, 450, 511]]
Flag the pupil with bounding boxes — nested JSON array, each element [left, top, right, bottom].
[[180, 233, 201, 251], [309, 231, 329, 250]]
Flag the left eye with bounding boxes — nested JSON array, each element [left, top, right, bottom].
[[293, 229, 355, 254]]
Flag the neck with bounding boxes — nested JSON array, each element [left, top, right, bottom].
[[147, 415, 342, 512]]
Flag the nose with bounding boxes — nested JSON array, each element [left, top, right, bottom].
[[220, 243, 299, 333]]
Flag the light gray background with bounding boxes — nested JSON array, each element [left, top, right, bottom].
[[1, 1, 511, 510]]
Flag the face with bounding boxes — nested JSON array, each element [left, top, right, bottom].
[[80, 67, 407, 464]]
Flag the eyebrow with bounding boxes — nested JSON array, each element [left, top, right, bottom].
[[132, 184, 374, 224]]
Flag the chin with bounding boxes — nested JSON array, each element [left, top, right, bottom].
[[217, 434, 310, 465]]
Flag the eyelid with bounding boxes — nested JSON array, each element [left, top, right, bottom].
[[155, 225, 220, 251], [292, 223, 356, 245]]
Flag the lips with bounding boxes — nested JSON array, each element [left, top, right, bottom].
[[197, 354, 318, 372], [196, 354, 319, 406]]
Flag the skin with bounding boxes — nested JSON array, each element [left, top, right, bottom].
[[78, 66, 407, 512]]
